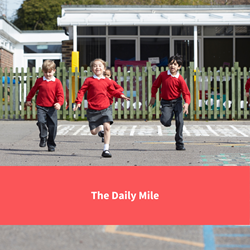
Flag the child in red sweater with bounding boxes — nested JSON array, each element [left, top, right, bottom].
[[149, 54, 190, 150], [26, 60, 64, 152], [73, 59, 129, 158], [98, 67, 124, 142], [245, 78, 250, 97]]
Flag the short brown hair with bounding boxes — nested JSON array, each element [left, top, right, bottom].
[[42, 60, 56, 72], [90, 58, 106, 70]]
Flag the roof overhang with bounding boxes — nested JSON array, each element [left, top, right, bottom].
[[58, 5, 250, 27]]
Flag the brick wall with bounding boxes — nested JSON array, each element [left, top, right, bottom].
[[0, 48, 13, 71], [62, 40, 73, 68]]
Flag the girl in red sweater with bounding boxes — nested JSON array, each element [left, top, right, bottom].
[[73, 59, 129, 158], [98, 67, 124, 142]]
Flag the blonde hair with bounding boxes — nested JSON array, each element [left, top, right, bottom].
[[42, 60, 56, 72], [90, 58, 106, 70]]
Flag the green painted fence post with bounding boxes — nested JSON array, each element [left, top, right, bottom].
[[123, 67, 128, 119], [26, 67, 31, 120], [135, 66, 140, 119], [234, 62, 240, 119], [9, 68, 14, 120], [207, 67, 212, 120], [147, 62, 152, 121], [231, 66, 235, 120], [188, 62, 194, 121], [213, 67, 217, 119], [129, 67, 134, 120], [31, 67, 36, 120], [117, 67, 122, 120], [4, 68, 8, 119], [68, 68, 73, 120]]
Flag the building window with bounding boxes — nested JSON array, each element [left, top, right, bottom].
[[24, 45, 61, 53], [172, 26, 201, 36], [77, 38, 106, 69], [204, 26, 233, 36], [108, 26, 138, 35], [236, 38, 250, 68], [140, 26, 170, 36], [235, 26, 250, 36], [77, 27, 106, 35], [140, 38, 169, 66], [28, 60, 36, 72], [204, 38, 233, 69], [110, 40, 136, 67]]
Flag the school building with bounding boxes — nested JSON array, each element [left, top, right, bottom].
[[57, 5, 250, 71], [0, 16, 69, 72]]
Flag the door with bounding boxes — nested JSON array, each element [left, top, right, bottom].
[[171, 38, 201, 69]]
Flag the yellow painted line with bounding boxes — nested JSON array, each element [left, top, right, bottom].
[[105, 225, 204, 248]]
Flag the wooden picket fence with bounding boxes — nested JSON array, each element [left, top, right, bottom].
[[0, 62, 250, 121]]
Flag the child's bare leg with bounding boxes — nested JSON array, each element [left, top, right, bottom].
[[90, 125, 102, 135], [103, 122, 111, 144]]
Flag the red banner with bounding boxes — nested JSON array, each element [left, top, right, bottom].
[[0, 166, 249, 225]]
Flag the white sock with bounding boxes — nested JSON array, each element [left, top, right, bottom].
[[104, 144, 109, 151]]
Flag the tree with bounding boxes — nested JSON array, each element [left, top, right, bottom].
[[13, 0, 65, 30]]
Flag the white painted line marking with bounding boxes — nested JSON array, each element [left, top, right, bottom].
[[183, 125, 190, 136], [157, 126, 163, 136], [206, 125, 219, 136], [130, 125, 137, 136], [73, 125, 87, 135], [230, 125, 248, 137]]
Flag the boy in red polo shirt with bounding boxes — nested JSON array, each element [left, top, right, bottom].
[[149, 54, 190, 150], [26, 60, 64, 152]]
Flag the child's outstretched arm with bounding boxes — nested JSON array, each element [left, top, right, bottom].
[[149, 97, 156, 107], [73, 103, 81, 111], [54, 103, 61, 110], [120, 94, 130, 101]]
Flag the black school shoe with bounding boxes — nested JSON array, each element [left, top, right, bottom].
[[176, 146, 186, 150], [39, 138, 47, 147], [98, 130, 105, 143], [48, 148, 55, 152], [102, 150, 112, 158]]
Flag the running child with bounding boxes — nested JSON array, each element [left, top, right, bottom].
[[97, 67, 124, 142], [149, 54, 190, 150], [245, 77, 250, 97], [73, 59, 129, 158], [26, 60, 64, 152]]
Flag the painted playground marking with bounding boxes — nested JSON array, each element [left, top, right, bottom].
[[201, 153, 250, 166], [105, 226, 204, 247], [57, 124, 250, 137]]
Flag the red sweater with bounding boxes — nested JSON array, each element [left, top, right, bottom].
[[26, 77, 64, 107], [151, 71, 191, 104], [107, 79, 124, 104], [75, 77, 123, 110], [245, 78, 250, 92]]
